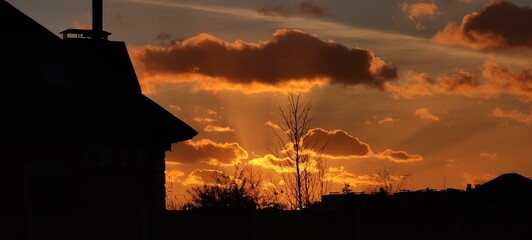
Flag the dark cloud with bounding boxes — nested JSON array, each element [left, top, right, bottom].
[[440, 71, 479, 91], [297, 1, 329, 18], [302, 128, 423, 163], [257, 1, 329, 18], [257, 5, 292, 17], [137, 29, 397, 89], [156, 32, 171, 41], [434, 1, 532, 50], [303, 128, 372, 158]]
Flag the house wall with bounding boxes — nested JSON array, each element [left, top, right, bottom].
[[0, 140, 166, 214]]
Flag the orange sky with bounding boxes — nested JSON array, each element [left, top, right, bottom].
[[11, 0, 532, 205]]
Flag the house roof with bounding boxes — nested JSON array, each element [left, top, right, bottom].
[[0, 0, 197, 148], [475, 173, 532, 194]]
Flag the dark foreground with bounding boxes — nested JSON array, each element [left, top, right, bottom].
[[2, 208, 530, 240]]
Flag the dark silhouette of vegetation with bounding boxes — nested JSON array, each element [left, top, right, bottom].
[[185, 183, 256, 210], [182, 167, 285, 210], [341, 183, 353, 195], [183, 168, 257, 210], [365, 167, 413, 194]]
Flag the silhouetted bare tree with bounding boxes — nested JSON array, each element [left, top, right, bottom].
[[365, 167, 413, 194], [271, 92, 327, 209]]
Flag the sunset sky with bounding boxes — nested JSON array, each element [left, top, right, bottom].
[[11, 0, 531, 203]]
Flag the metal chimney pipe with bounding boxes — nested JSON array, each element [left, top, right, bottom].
[[93, 0, 103, 37]]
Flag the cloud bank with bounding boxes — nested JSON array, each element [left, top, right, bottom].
[[490, 108, 532, 125], [385, 61, 532, 102], [131, 29, 397, 94], [167, 139, 248, 166]]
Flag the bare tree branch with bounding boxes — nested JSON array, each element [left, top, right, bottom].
[[271, 92, 328, 209]]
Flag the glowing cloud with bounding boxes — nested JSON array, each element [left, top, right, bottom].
[[374, 149, 424, 163], [490, 108, 532, 125], [324, 167, 378, 187], [169, 104, 182, 111], [204, 125, 235, 133], [446, 159, 458, 167], [415, 108, 440, 121], [481, 60, 532, 102], [378, 117, 399, 124], [433, 1, 532, 51], [463, 172, 495, 185], [401, 2, 439, 20], [384, 71, 435, 99], [400, 1, 440, 30], [385, 61, 532, 102], [303, 128, 423, 163], [192, 117, 216, 124], [385, 70, 480, 99], [182, 169, 226, 186], [166, 139, 248, 166], [73, 21, 91, 30], [248, 154, 293, 173], [252, 128, 423, 165], [165, 169, 185, 184], [131, 29, 397, 94], [265, 120, 282, 130], [479, 152, 498, 159]]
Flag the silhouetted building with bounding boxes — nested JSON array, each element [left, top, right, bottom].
[[319, 172, 532, 212], [473, 172, 532, 210], [0, 0, 196, 218]]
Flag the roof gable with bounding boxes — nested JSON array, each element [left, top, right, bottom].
[[0, 0, 197, 146], [476, 173, 532, 194]]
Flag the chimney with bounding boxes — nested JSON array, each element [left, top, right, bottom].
[[93, 0, 103, 38], [59, 0, 110, 40]]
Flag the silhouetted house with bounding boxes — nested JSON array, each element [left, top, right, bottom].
[[0, 0, 197, 216], [473, 173, 532, 210]]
